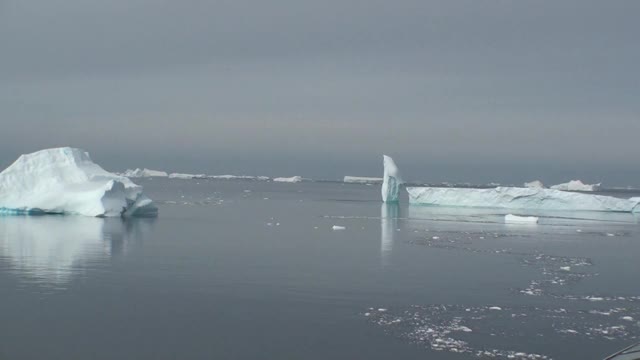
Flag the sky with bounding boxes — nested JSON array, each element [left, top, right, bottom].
[[1, 0, 638, 185]]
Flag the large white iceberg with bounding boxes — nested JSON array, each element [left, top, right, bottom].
[[344, 176, 383, 184], [122, 168, 168, 178], [382, 155, 402, 203], [273, 176, 303, 183], [550, 180, 600, 192], [407, 186, 640, 213], [0, 148, 157, 217]]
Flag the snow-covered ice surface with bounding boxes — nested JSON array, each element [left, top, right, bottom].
[[273, 176, 303, 183], [121, 168, 168, 178], [382, 155, 402, 203], [551, 180, 601, 192], [524, 180, 545, 189], [407, 186, 639, 213], [344, 176, 383, 184], [0, 148, 157, 217], [505, 214, 539, 224]]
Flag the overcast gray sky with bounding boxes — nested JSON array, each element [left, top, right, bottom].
[[1, 0, 638, 184]]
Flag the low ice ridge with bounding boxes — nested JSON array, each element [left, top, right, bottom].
[[0, 148, 157, 217]]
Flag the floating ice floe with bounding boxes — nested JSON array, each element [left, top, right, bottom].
[[0, 148, 157, 217], [524, 180, 545, 189], [344, 176, 383, 184], [332, 225, 346, 231], [273, 176, 303, 183], [121, 168, 168, 178], [168, 173, 207, 179], [505, 214, 539, 224], [382, 155, 403, 203], [550, 180, 601, 192]]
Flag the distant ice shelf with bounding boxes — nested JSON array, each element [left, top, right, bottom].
[[550, 180, 600, 192], [0, 148, 157, 217], [208, 175, 270, 181], [168, 173, 207, 179], [344, 176, 383, 184]]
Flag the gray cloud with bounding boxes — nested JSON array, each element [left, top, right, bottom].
[[1, 0, 638, 184]]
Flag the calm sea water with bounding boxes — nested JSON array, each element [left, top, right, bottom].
[[1, 179, 639, 360]]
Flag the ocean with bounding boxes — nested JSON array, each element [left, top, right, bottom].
[[1, 178, 639, 359]]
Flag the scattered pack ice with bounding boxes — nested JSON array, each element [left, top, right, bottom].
[[122, 168, 168, 178], [524, 180, 545, 189], [550, 180, 601, 192], [344, 176, 383, 184], [273, 176, 303, 183], [505, 214, 539, 224], [382, 155, 403, 203], [0, 148, 157, 217]]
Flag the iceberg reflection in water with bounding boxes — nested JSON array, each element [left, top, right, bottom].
[[0, 216, 154, 287], [380, 203, 399, 266]]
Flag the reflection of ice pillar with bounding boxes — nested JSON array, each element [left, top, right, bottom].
[[381, 203, 399, 266]]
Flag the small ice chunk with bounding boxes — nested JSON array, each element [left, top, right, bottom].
[[621, 316, 634, 321], [606, 233, 615, 237], [505, 214, 539, 224], [332, 225, 346, 231], [377, 308, 387, 312], [560, 266, 571, 272], [489, 306, 502, 311], [432, 236, 440, 240]]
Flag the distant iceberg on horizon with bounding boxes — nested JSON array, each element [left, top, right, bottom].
[[381, 155, 639, 213], [122, 168, 168, 178], [524, 180, 545, 189], [0, 148, 157, 217], [550, 180, 601, 192], [273, 176, 303, 183], [344, 176, 383, 184]]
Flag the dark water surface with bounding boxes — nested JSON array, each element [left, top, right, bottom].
[[1, 179, 639, 359]]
